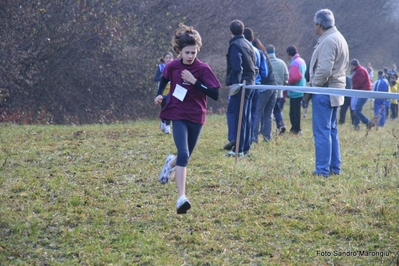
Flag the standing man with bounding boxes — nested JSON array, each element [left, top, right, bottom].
[[309, 9, 349, 177], [351, 59, 374, 130], [286, 45, 306, 135], [225, 20, 257, 156], [266, 44, 289, 135]]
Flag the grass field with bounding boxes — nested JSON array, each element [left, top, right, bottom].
[[0, 104, 398, 265]]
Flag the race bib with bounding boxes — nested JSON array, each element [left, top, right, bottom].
[[173, 84, 188, 101]]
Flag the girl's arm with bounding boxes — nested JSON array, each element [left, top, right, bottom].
[[181, 69, 219, 101], [153, 66, 162, 82], [156, 76, 170, 96], [194, 81, 219, 101]]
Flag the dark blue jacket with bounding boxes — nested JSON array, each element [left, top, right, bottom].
[[226, 35, 257, 86]]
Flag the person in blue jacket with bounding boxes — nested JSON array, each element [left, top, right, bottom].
[[153, 52, 174, 133]]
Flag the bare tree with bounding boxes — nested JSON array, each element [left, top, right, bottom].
[[0, 0, 398, 124]]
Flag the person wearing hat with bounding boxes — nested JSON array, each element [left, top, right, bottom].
[[351, 58, 375, 130], [373, 70, 390, 127]]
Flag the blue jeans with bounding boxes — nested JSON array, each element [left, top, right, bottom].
[[172, 120, 203, 167], [374, 100, 386, 126], [353, 98, 370, 127], [312, 94, 341, 176], [254, 90, 276, 141], [273, 98, 285, 129]]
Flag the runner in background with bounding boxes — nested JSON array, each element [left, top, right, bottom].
[[153, 52, 174, 133]]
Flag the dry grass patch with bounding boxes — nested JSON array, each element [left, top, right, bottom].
[[1, 108, 398, 265]]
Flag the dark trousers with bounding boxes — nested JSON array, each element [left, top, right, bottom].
[[251, 90, 259, 139], [273, 98, 285, 129], [391, 103, 398, 119], [227, 88, 253, 153], [339, 96, 353, 124], [289, 97, 302, 133]]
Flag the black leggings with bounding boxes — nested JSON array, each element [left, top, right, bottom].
[[172, 120, 203, 167]]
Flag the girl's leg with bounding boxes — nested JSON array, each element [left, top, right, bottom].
[[175, 121, 202, 196], [175, 166, 187, 197], [159, 154, 187, 198], [172, 120, 189, 197], [171, 120, 202, 213]]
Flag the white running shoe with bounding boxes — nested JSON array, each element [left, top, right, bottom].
[[164, 125, 171, 134], [160, 122, 165, 133], [159, 154, 175, 184], [176, 195, 191, 214]]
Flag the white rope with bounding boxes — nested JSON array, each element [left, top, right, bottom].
[[238, 84, 399, 100]]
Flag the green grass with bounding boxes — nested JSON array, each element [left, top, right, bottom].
[[1, 104, 398, 265]]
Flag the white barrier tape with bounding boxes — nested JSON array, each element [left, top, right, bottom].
[[240, 84, 399, 100]]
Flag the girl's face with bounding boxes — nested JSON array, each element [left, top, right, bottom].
[[181, 45, 198, 65], [164, 54, 173, 64]]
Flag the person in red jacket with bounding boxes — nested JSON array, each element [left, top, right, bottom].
[[351, 59, 375, 130]]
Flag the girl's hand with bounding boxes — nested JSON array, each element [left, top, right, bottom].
[[181, 70, 197, 85], [154, 95, 163, 105]]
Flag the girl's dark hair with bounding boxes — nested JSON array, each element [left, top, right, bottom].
[[252, 38, 266, 55], [172, 23, 202, 54], [159, 52, 173, 63]]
